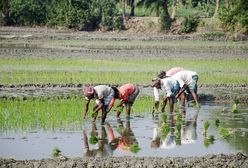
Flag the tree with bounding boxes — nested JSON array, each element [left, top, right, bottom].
[[161, 0, 171, 30], [120, 0, 126, 18], [206, 0, 210, 17], [219, 0, 248, 33], [137, 0, 162, 17], [213, 0, 220, 17], [171, 0, 178, 20], [129, 0, 135, 16]]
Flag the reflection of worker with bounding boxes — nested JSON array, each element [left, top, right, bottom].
[[83, 85, 116, 124], [152, 67, 185, 113], [181, 110, 199, 145], [150, 116, 176, 149], [107, 119, 138, 152], [108, 83, 139, 119], [83, 122, 113, 157]]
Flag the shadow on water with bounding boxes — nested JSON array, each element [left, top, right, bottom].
[[0, 102, 247, 160]]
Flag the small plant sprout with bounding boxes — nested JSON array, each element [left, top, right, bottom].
[[176, 113, 182, 123], [161, 113, 167, 123], [219, 127, 232, 139], [234, 98, 240, 105], [175, 122, 182, 139], [215, 119, 220, 127], [129, 144, 141, 153], [203, 135, 215, 148], [52, 147, 61, 157], [203, 120, 210, 137], [232, 98, 240, 113]]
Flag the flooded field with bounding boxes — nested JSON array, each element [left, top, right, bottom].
[[0, 101, 247, 160], [0, 27, 248, 164]]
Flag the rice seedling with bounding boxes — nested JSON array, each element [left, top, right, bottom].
[[89, 133, 99, 144], [161, 113, 167, 123], [176, 113, 182, 123], [0, 95, 155, 131], [203, 135, 215, 148], [1, 56, 248, 85], [219, 127, 232, 140], [203, 120, 210, 137], [52, 147, 61, 157], [215, 119, 220, 127], [175, 122, 182, 139], [232, 98, 240, 113], [129, 144, 141, 153]]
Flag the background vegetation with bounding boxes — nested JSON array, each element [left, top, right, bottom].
[[0, 0, 247, 33]]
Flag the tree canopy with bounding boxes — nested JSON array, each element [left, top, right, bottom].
[[0, 0, 247, 33]]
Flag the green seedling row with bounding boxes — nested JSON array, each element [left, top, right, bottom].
[[0, 96, 154, 131], [1, 57, 248, 85]]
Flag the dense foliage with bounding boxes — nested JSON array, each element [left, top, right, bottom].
[[0, 0, 247, 33]]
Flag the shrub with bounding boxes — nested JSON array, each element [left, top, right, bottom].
[[219, 0, 248, 34], [182, 16, 199, 33], [7, 0, 47, 26], [159, 13, 171, 31]]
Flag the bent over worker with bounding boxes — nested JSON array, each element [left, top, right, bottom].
[[108, 83, 139, 119], [83, 85, 115, 125]]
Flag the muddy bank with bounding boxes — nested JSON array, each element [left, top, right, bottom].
[[1, 27, 247, 59], [1, 26, 248, 41], [0, 84, 248, 103], [0, 153, 247, 168]]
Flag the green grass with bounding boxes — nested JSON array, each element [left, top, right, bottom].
[[0, 96, 153, 131], [1, 57, 248, 85]]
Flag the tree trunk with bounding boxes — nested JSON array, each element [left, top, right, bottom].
[[171, 0, 177, 20], [181, 0, 186, 6], [162, 0, 170, 17], [156, 5, 160, 17], [156, 5, 159, 17], [130, 0, 135, 16], [225, 0, 229, 9], [121, 0, 126, 19], [213, 0, 220, 17], [162, 0, 171, 30], [206, 0, 210, 17]]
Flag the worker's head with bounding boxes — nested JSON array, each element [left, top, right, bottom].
[[83, 85, 94, 99], [157, 71, 166, 79], [151, 78, 161, 89]]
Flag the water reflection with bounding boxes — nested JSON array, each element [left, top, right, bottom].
[[151, 109, 200, 150], [83, 122, 113, 157], [83, 119, 139, 157]]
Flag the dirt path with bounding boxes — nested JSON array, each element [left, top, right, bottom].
[[1, 84, 248, 103], [0, 153, 247, 168]]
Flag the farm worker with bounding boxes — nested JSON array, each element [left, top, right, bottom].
[[153, 67, 185, 113], [83, 85, 115, 125], [172, 70, 200, 107], [151, 77, 182, 113], [108, 83, 139, 119]]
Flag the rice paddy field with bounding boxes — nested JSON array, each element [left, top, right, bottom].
[[0, 27, 248, 160]]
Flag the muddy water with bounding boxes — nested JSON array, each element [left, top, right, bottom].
[[0, 102, 247, 160]]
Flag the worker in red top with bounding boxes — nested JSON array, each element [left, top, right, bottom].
[[108, 83, 139, 118]]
